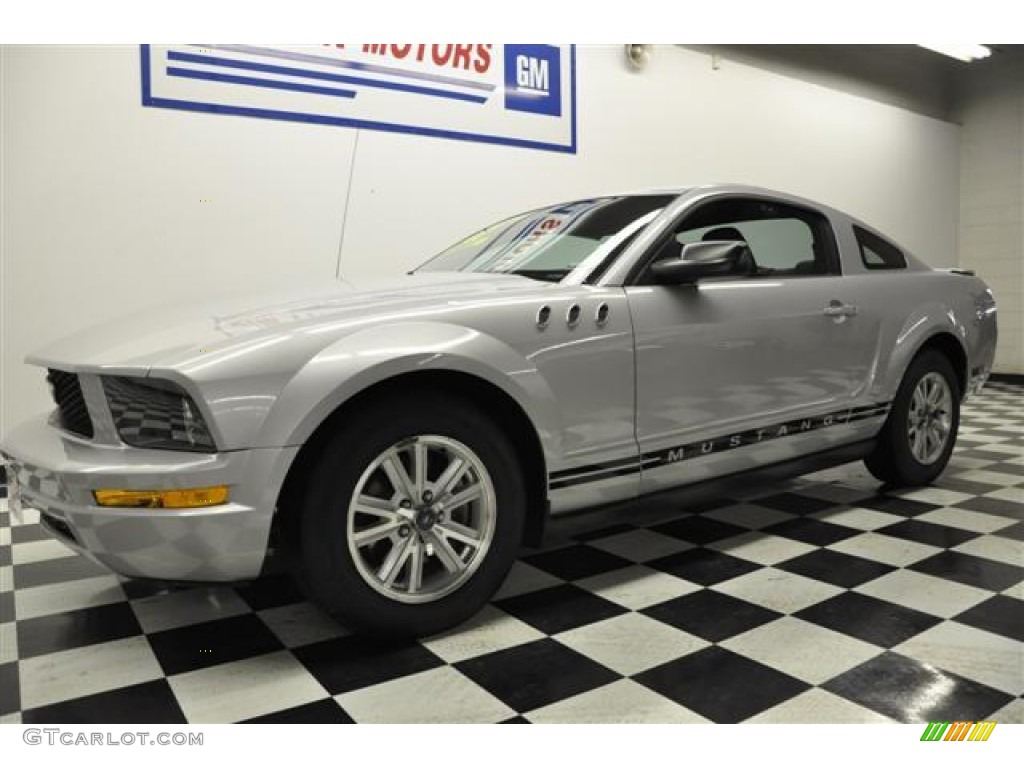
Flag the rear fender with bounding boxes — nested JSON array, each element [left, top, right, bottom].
[[878, 301, 969, 398]]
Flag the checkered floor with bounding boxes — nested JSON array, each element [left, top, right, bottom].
[[1, 383, 1021, 724]]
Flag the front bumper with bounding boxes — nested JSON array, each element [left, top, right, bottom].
[[2, 413, 297, 581]]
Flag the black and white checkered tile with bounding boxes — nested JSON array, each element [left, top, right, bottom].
[[0, 383, 1021, 724]]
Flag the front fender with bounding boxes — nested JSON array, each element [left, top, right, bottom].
[[253, 321, 564, 461]]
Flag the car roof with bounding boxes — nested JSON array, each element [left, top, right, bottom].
[[552, 185, 922, 267], [594, 184, 841, 215]]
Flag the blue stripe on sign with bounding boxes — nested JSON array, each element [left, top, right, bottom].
[[203, 44, 497, 92], [143, 95, 576, 154], [166, 67, 357, 99], [141, 44, 152, 105], [168, 51, 487, 104]]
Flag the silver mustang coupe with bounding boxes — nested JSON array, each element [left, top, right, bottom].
[[2, 185, 998, 635]]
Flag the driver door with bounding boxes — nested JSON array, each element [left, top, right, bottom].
[[626, 195, 880, 494]]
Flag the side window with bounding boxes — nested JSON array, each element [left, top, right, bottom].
[[644, 197, 839, 280], [854, 225, 906, 270], [677, 218, 818, 272]]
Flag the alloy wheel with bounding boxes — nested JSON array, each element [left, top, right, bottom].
[[907, 372, 953, 465], [345, 435, 497, 603]]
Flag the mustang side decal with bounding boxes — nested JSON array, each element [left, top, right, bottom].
[[549, 402, 892, 489]]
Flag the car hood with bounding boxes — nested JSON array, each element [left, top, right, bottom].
[[28, 272, 546, 374]]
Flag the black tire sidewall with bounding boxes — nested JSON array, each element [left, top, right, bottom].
[[296, 393, 525, 637]]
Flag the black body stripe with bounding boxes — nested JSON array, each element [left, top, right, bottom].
[[549, 463, 643, 490], [549, 454, 641, 481], [549, 401, 891, 490]]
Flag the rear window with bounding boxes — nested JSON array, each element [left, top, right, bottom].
[[854, 225, 906, 270]]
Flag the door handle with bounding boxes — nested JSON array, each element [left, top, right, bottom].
[[823, 301, 858, 318]]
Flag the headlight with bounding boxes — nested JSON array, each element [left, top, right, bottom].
[[102, 376, 216, 452]]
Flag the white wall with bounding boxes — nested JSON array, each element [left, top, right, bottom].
[[957, 61, 1024, 375], [1, 44, 962, 438]]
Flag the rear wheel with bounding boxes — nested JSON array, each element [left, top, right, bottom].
[[294, 393, 525, 637], [865, 349, 960, 486]]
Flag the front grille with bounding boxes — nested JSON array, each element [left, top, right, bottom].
[[46, 369, 95, 438]]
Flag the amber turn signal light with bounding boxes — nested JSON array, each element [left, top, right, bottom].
[[93, 486, 230, 509]]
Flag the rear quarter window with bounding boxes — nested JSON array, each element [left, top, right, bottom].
[[854, 225, 906, 270]]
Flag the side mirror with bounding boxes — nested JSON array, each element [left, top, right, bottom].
[[650, 240, 751, 285]]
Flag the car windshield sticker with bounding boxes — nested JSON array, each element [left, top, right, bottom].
[[467, 200, 603, 273]]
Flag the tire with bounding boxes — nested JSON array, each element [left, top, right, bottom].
[[294, 392, 526, 637], [864, 349, 960, 487]]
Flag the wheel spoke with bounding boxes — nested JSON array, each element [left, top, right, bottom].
[[378, 535, 414, 586], [435, 456, 467, 496], [354, 494, 397, 518], [912, 428, 925, 460], [446, 483, 482, 510], [382, 451, 416, 500], [911, 389, 924, 415], [407, 542, 424, 593], [353, 518, 404, 547], [412, 440, 428, 495], [424, 530, 464, 573], [437, 519, 483, 549]]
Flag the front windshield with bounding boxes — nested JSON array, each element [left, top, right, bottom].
[[415, 195, 675, 283]]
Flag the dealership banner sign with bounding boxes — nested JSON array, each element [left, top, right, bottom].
[[140, 44, 577, 153]]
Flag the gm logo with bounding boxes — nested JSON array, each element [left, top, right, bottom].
[[504, 44, 562, 117]]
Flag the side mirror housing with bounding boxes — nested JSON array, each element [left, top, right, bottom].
[[650, 240, 751, 285]]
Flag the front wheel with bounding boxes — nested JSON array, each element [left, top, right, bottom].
[[295, 393, 525, 637], [865, 349, 960, 486]]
